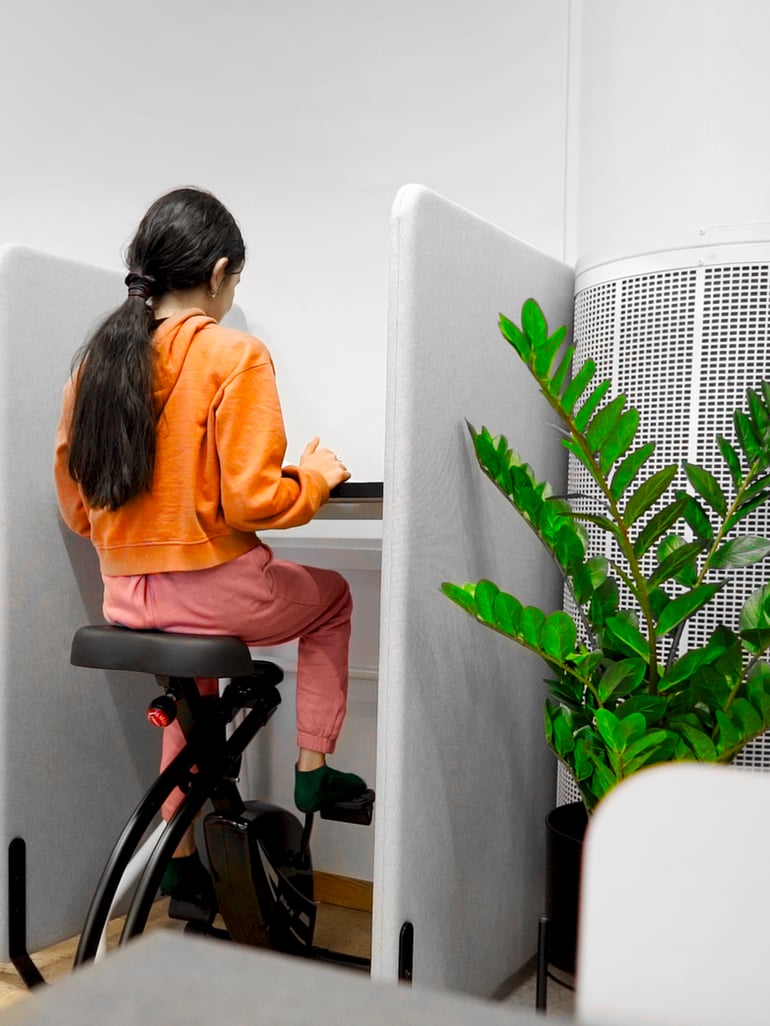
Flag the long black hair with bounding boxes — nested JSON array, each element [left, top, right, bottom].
[[68, 187, 245, 510]]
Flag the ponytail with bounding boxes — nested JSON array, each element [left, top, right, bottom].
[[66, 186, 245, 511], [68, 294, 157, 511]]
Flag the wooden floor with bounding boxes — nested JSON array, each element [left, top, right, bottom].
[[0, 895, 372, 1012]]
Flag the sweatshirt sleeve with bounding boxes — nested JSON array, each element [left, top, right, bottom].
[[53, 381, 92, 538], [214, 360, 330, 531]]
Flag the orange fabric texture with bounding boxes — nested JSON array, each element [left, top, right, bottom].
[[54, 309, 329, 574]]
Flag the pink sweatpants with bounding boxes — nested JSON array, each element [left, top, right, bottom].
[[102, 544, 352, 819]]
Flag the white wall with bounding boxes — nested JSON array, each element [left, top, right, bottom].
[[0, 0, 571, 482], [6, 1, 767, 467], [571, 0, 770, 262]]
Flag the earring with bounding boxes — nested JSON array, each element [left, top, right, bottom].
[[209, 288, 219, 299]]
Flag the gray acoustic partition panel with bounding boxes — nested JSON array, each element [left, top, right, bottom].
[[0, 246, 159, 958], [372, 187, 574, 996]]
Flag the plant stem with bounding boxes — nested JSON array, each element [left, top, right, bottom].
[[538, 387, 661, 689]]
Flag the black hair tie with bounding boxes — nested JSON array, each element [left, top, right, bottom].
[[125, 272, 156, 300]]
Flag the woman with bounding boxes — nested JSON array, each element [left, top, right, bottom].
[[54, 186, 367, 908]]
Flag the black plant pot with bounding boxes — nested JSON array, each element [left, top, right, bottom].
[[544, 801, 588, 975]]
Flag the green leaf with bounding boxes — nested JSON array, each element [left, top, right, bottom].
[[603, 616, 650, 658], [544, 700, 555, 748], [492, 591, 523, 637], [474, 579, 500, 623], [571, 649, 604, 678], [684, 462, 727, 516], [731, 698, 763, 741], [649, 537, 703, 587], [634, 496, 688, 557], [547, 676, 587, 713], [561, 360, 597, 416], [561, 437, 595, 475], [717, 434, 743, 487], [585, 395, 627, 453], [680, 494, 714, 542], [540, 611, 578, 661], [724, 491, 770, 534], [571, 737, 594, 781], [570, 510, 625, 545], [616, 712, 648, 746], [589, 758, 618, 803], [747, 665, 770, 723], [735, 410, 762, 461], [656, 582, 725, 636], [739, 582, 770, 652], [649, 586, 671, 619], [610, 442, 656, 501], [741, 473, 770, 501], [545, 702, 577, 759], [521, 298, 547, 347], [554, 524, 585, 571], [599, 409, 640, 476], [748, 387, 770, 436], [714, 709, 742, 757], [473, 429, 500, 477], [598, 657, 647, 702], [534, 323, 568, 379], [616, 695, 668, 724], [678, 723, 718, 760], [692, 670, 732, 715], [585, 556, 609, 589], [574, 381, 611, 434], [589, 578, 620, 628], [441, 582, 477, 616], [710, 535, 770, 570], [520, 606, 547, 647], [548, 344, 574, 396], [499, 313, 530, 361], [661, 645, 720, 691], [595, 708, 623, 750], [748, 661, 770, 689], [624, 465, 679, 526], [622, 730, 673, 774]]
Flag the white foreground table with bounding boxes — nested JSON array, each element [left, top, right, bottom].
[[1, 933, 564, 1026]]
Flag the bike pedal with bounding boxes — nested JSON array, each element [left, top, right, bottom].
[[167, 895, 217, 927], [319, 788, 375, 826]]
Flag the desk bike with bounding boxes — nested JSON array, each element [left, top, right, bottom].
[[69, 625, 374, 970]]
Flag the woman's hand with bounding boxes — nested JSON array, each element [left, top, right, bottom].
[[300, 437, 351, 490]]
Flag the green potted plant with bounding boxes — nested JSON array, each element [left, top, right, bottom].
[[441, 298, 770, 974], [443, 297, 770, 813]]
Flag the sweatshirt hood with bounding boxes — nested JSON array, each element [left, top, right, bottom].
[[152, 309, 216, 409]]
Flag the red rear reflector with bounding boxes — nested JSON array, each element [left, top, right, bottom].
[[147, 707, 171, 728]]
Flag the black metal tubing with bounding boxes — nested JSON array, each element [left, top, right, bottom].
[[73, 741, 200, 966], [75, 678, 281, 962], [120, 776, 213, 942], [121, 691, 281, 942], [312, 948, 371, 972], [76, 676, 224, 964]]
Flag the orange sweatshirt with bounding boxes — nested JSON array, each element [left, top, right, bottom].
[[54, 309, 329, 574]]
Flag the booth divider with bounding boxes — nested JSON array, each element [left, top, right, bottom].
[[372, 186, 574, 996]]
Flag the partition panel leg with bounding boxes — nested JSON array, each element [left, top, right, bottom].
[[7, 838, 46, 989]]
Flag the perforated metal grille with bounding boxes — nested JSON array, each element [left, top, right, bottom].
[[559, 255, 770, 803]]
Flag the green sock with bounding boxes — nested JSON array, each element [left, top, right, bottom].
[[294, 764, 367, 813]]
